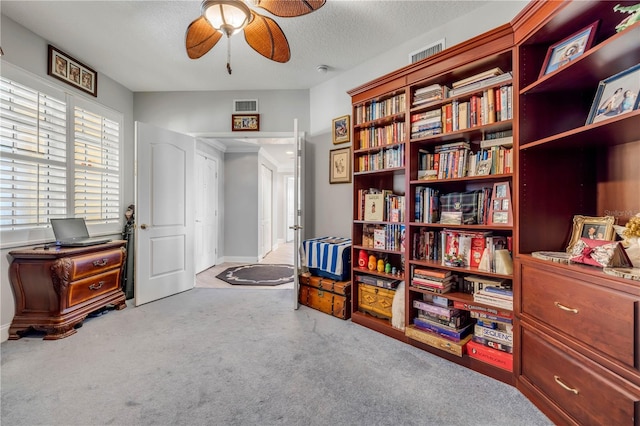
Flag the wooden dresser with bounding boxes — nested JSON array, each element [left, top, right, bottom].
[[8, 240, 127, 340]]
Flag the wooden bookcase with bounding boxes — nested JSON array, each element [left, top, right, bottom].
[[348, 23, 517, 385], [349, 3, 640, 420], [513, 1, 640, 424]]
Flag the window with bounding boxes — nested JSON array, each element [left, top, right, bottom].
[[0, 68, 122, 246]]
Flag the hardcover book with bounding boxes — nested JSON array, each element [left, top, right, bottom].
[[364, 193, 384, 221]]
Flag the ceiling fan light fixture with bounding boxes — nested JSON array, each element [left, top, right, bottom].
[[202, 0, 251, 37]]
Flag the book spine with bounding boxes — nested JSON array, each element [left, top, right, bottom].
[[452, 301, 512, 318], [472, 293, 513, 310], [413, 317, 472, 341], [467, 340, 513, 371], [472, 335, 513, 354], [413, 300, 458, 317], [474, 324, 513, 345]]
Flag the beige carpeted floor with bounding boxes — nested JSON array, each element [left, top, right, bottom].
[[196, 242, 295, 290]]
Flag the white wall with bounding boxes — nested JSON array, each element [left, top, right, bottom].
[[307, 1, 528, 239]]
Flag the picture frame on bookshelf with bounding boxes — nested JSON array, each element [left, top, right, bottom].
[[539, 21, 598, 78], [332, 115, 351, 145], [585, 63, 640, 125], [566, 215, 615, 252], [47, 45, 98, 97], [329, 146, 351, 184]]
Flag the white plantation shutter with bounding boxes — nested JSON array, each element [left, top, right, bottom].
[[0, 77, 68, 228], [0, 66, 122, 246], [74, 107, 120, 222]]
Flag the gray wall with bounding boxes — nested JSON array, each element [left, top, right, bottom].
[[0, 15, 135, 342]]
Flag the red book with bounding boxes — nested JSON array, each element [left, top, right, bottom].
[[466, 340, 513, 371], [470, 236, 486, 268]]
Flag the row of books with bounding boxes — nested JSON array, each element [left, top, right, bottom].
[[355, 144, 405, 172], [414, 187, 493, 226], [411, 228, 512, 271], [362, 223, 406, 252], [411, 69, 512, 105], [357, 121, 406, 150], [354, 93, 406, 125], [410, 85, 513, 139], [358, 189, 405, 222]]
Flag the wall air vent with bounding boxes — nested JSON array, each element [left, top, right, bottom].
[[233, 99, 259, 113], [409, 38, 445, 64]]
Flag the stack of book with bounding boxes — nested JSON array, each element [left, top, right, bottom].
[[449, 68, 512, 97], [412, 298, 474, 342], [472, 284, 513, 310], [411, 268, 456, 294], [355, 274, 401, 290], [410, 109, 442, 139], [413, 84, 448, 107]]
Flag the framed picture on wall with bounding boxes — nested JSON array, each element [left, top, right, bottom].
[[329, 147, 351, 184], [332, 115, 350, 145], [47, 45, 98, 97], [232, 114, 260, 131]]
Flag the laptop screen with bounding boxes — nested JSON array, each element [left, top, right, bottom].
[[50, 218, 90, 241]]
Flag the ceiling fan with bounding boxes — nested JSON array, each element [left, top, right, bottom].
[[186, 0, 326, 74]]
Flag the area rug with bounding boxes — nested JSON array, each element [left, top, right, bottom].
[[216, 264, 294, 286]]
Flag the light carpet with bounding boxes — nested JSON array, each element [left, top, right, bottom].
[[1, 288, 552, 426]]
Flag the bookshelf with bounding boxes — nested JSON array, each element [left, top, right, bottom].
[[349, 23, 517, 385], [513, 1, 640, 424]]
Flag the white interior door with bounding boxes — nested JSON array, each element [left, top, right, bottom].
[[286, 175, 294, 242], [292, 120, 304, 309], [135, 122, 195, 306], [260, 164, 273, 258], [195, 154, 218, 273]]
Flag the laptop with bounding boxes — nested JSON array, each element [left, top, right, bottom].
[[51, 218, 112, 247]]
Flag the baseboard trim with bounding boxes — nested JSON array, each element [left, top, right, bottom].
[[1, 323, 10, 343]]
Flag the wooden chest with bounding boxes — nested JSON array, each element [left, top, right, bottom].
[[357, 283, 395, 319], [299, 274, 351, 320]]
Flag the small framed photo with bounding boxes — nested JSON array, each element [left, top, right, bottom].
[[566, 215, 615, 252], [539, 21, 598, 78], [329, 146, 351, 184], [232, 114, 260, 131], [332, 115, 350, 145], [47, 45, 97, 97], [586, 63, 640, 125]]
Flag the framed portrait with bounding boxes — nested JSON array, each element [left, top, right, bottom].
[[539, 21, 598, 78], [47, 45, 97, 97], [232, 114, 260, 131], [585, 63, 640, 125], [332, 115, 350, 145], [329, 146, 351, 184], [566, 215, 615, 252]]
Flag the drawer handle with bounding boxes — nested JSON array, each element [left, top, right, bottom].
[[554, 375, 579, 395], [93, 258, 108, 267], [554, 301, 578, 314], [89, 281, 105, 291]]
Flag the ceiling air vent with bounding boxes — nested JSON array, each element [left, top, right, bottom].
[[409, 38, 445, 64], [233, 99, 259, 113]]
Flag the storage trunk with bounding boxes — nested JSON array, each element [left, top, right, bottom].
[[298, 274, 351, 320], [357, 283, 395, 319]]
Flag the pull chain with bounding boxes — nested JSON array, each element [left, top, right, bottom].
[[226, 36, 232, 75]]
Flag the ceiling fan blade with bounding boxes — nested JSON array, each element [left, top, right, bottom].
[[254, 0, 326, 18], [185, 16, 222, 59], [244, 12, 291, 63]]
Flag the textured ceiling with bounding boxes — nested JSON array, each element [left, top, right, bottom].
[[1, 0, 490, 92]]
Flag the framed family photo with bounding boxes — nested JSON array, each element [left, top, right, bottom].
[[332, 115, 350, 145], [47, 45, 98, 97], [566, 214, 615, 252], [586, 63, 640, 125], [329, 146, 351, 184], [539, 21, 598, 78], [232, 114, 260, 131]]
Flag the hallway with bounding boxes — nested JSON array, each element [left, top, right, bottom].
[[196, 243, 295, 289]]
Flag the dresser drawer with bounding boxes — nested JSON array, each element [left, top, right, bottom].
[[521, 263, 637, 367], [69, 249, 124, 281], [521, 328, 640, 425], [67, 269, 121, 307]]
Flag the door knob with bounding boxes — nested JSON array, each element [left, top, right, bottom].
[[289, 225, 303, 230], [140, 224, 148, 230]]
